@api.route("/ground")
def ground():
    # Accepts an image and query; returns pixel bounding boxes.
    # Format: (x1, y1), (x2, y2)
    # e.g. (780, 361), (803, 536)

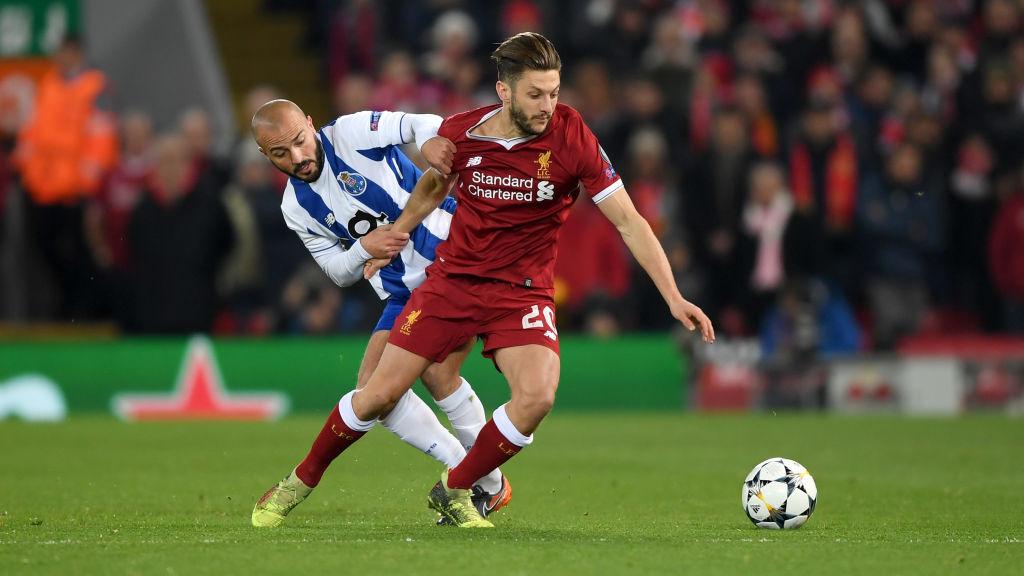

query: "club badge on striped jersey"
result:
(338, 171), (367, 196)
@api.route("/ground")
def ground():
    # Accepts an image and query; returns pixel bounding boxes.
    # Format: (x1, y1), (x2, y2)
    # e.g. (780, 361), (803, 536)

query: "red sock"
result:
(447, 419), (522, 489)
(294, 405), (366, 487)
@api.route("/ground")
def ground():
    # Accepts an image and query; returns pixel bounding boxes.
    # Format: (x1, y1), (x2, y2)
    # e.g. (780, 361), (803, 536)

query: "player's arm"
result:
(309, 226), (409, 287)
(343, 111), (455, 175)
(283, 204), (407, 288)
(398, 114), (455, 176)
(393, 168), (456, 234)
(362, 168), (455, 279)
(597, 189), (715, 343)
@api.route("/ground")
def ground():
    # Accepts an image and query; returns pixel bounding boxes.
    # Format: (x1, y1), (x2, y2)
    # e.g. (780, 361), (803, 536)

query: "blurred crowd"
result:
(2, 1), (1024, 353)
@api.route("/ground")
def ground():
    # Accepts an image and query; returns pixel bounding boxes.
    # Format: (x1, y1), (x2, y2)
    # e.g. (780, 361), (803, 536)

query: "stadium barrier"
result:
(0, 334), (687, 421)
(692, 337), (1024, 415)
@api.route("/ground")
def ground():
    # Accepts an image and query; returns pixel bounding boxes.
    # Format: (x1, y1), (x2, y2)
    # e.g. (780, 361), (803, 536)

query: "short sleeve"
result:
(572, 115), (623, 204)
(328, 111), (408, 150)
(437, 115), (460, 141)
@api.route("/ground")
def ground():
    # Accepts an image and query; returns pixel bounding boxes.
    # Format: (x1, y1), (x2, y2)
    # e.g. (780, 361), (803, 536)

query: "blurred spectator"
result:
(988, 170), (1024, 333)
(326, 0), (381, 87)
(737, 161), (794, 330)
(949, 133), (1000, 327)
(180, 108), (232, 192)
(858, 143), (942, 350)
(608, 76), (679, 170)
(624, 127), (680, 330)
(371, 50), (443, 113)
(971, 62), (1024, 172)
(500, 0), (543, 38)
(82, 111), (155, 323)
(897, 0), (941, 83)
(86, 111), (154, 273)
(125, 135), (232, 333)
(788, 99), (859, 296)
(422, 10), (478, 85)
(734, 74), (779, 158)
(641, 13), (695, 109)
(439, 60), (489, 118)
(731, 25), (785, 112)
(684, 107), (756, 328)
(12, 34), (118, 319)
(332, 73), (373, 116)
(977, 0), (1020, 68)
(920, 45), (962, 125)
(235, 84), (283, 154)
(280, 261), (365, 334)
(568, 60), (620, 144)
(847, 64), (895, 159)
(218, 141), (307, 334)
(235, 85), (287, 192)
(830, 7), (870, 86)
(761, 278), (861, 360)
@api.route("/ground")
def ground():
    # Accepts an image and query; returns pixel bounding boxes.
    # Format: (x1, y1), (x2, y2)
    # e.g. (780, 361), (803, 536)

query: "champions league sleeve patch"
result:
(370, 111), (382, 131)
(599, 146), (617, 179)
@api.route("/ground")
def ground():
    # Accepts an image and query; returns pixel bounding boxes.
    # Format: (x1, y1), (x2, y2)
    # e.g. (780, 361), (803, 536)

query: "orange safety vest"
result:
(15, 68), (118, 204)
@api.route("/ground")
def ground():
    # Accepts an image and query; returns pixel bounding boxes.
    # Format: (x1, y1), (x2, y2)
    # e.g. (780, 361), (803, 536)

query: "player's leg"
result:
(360, 332), (468, 473)
(252, 299), (435, 528)
(448, 344), (558, 488)
(252, 340), (431, 528)
(421, 338), (482, 450)
(428, 344), (557, 527)
(421, 338), (510, 516)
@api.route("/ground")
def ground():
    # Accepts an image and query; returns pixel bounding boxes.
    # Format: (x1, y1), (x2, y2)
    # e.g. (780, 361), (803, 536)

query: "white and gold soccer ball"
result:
(742, 457), (817, 529)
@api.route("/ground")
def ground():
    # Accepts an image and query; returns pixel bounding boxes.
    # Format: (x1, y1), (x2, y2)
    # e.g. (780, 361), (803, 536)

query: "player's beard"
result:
(293, 138), (326, 182)
(509, 95), (551, 137)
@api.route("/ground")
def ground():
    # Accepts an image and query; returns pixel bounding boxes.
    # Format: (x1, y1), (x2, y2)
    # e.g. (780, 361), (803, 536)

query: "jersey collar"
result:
(466, 107), (541, 150)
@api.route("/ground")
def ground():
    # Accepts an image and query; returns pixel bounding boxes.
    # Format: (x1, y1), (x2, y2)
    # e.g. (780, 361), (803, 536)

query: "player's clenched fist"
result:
(420, 136), (457, 176)
(360, 224), (409, 259)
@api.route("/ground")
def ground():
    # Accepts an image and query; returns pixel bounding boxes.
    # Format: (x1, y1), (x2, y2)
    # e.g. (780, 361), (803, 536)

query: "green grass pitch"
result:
(1, 413), (1022, 574)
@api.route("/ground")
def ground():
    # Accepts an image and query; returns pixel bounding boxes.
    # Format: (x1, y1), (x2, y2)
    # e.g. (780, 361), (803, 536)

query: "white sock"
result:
(435, 378), (503, 493)
(493, 403), (534, 447)
(339, 390), (376, 432)
(381, 389), (466, 469)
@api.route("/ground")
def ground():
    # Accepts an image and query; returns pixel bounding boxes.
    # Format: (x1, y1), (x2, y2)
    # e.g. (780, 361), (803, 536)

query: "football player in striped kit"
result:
(248, 100), (509, 527)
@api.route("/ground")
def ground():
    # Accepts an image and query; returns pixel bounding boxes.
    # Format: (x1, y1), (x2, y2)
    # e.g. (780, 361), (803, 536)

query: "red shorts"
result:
(388, 272), (560, 364)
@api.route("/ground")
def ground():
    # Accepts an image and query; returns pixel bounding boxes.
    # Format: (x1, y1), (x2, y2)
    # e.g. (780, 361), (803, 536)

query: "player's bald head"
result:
(250, 99), (307, 141)
(251, 99), (323, 182)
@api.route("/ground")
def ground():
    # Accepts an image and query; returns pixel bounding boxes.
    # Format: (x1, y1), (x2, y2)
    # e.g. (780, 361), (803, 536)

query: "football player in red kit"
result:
(325, 32), (714, 528)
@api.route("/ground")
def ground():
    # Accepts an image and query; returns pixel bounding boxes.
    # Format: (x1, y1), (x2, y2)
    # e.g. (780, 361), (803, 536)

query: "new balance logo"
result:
(466, 156), (482, 167)
(324, 212), (336, 227)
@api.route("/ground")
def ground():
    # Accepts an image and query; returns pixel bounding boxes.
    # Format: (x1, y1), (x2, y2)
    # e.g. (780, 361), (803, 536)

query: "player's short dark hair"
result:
(491, 32), (561, 85)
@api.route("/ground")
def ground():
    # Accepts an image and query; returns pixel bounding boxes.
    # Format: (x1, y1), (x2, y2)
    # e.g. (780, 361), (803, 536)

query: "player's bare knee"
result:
(420, 365), (460, 401)
(370, 388), (404, 412)
(512, 386), (556, 418)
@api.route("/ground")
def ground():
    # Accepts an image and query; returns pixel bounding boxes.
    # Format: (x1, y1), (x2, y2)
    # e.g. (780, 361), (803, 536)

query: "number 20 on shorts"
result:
(522, 305), (558, 342)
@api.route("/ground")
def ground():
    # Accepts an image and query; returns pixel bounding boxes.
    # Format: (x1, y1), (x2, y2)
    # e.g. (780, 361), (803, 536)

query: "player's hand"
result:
(363, 257), (391, 279)
(420, 136), (456, 176)
(671, 299), (715, 343)
(360, 224), (408, 259)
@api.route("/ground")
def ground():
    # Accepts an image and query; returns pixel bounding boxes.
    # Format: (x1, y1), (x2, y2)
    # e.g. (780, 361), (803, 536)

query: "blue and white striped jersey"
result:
(280, 111), (455, 300)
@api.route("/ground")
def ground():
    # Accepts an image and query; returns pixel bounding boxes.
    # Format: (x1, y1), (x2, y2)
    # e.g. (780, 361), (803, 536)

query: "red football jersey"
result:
(435, 103), (623, 289)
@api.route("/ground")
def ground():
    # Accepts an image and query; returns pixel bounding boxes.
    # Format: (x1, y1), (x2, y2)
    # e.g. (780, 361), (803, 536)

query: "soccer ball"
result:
(742, 457), (817, 529)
